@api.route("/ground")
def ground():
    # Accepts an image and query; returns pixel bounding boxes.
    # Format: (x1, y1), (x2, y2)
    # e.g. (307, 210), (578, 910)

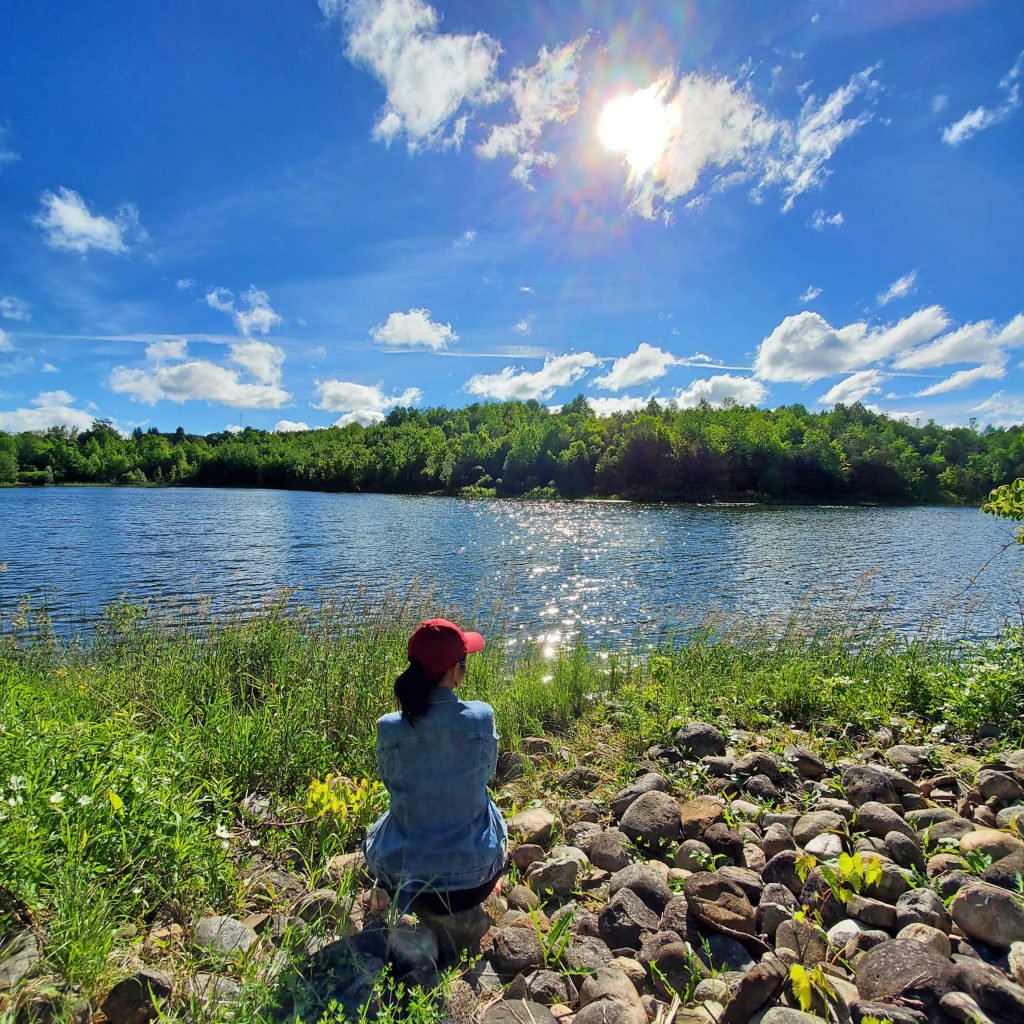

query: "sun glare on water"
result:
(597, 85), (671, 176)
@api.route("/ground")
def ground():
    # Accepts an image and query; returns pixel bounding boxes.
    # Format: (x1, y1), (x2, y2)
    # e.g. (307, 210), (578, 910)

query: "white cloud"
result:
(224, 423), (244, 434)
(754, 306), (951, 383)
(454, 230), (477, 247)
(588, 394), (651, 416)
(0, 296), (30, 321)
(0, 127), (18, 168)
(0, 391), (95, 432)
(672, 374), (767, 408)
(176, 278), (195, 290)
(230, 340), (285, 385)
(109, 340), (290, 409)
(274, 419), (310, 433)
(42, 362), (59, 373)
(205, 287), (234, 314)
(328, 0), (501, 150)
(809, 209), (844, 230)
(895, 314), (1024, 369)
(594, 343), (678, 391)
(372, 308), (457, 350)
(818, 369), (887, 405)
(146, 339), (189, 363)
(915, 362), (1006, 397)
(206, 286), (282, 336)
(799, 285), (822, 303)
(33, 187), (144, 254)
(943, 50), (1022, 145)
(313, 378), (422, 426)
(0, 356), (33, 377)
(513, 319), (532, 336)
(972, 391), (1024, 427)
(476, 37), (588, 186)
(519, 285), (533, 294)
(619, 65), (877, 219)
(466, 352), (598, 400)
(931, 94), (948, 114)
(878, 270), (917, 306)
(0, 328), (11, 353)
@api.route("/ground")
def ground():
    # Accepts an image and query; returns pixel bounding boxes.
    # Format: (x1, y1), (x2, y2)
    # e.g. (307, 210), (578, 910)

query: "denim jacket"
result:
(363, 689), (508, 893)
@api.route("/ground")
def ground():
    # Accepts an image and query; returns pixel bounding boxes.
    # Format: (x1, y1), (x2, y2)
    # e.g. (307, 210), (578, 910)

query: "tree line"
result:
(1, 396), (1021, 503)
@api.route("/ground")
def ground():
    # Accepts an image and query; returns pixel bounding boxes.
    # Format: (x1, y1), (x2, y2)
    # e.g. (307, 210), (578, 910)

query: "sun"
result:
(597, 84), (671, 176)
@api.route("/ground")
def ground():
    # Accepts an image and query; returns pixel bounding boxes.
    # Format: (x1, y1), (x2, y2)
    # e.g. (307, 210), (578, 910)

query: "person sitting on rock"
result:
(363, 617), (507, 915)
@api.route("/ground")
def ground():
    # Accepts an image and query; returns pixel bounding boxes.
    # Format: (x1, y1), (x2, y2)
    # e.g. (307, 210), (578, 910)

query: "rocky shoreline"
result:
(4, 723), (1024, 1023)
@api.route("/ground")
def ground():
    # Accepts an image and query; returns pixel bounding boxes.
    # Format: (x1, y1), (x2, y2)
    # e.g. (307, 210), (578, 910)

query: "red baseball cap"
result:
(407, 618), (485, 680)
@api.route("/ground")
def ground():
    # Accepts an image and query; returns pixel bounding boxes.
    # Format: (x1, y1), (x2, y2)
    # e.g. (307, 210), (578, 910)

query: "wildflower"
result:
(215, 823), (232, 840)
(77, 794), (93, 807)
(50, 792), (65, 805)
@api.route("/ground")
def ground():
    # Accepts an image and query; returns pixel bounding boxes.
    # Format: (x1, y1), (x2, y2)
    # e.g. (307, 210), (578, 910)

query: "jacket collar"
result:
(426, 687), (458, 704)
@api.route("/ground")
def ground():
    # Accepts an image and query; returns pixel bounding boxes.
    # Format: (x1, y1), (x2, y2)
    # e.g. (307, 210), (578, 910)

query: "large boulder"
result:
(610, 773), (670, 819)
(508, 806), (557, 847)
(674, 723), (727, 759)
(589, 829), (633, 872)
(100, 970), (173, 1024)
(607, 862), (673, 914)
(619, 790), (681, 847)
(597, 888), (660, 950)
(842, 765), (899, 806)
(951, 882), (1024, 948)
(191, 916), (258, 955)
(679, 796), (726, 840)
(854, 938), (958, 1019)
(0, 931), (40, 992)
(490, 927), (544, 979)
(682, 872), (755, 936)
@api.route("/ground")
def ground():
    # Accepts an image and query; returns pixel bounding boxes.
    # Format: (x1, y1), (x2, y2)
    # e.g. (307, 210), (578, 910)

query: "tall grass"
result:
(1, 590), (1022, 1012)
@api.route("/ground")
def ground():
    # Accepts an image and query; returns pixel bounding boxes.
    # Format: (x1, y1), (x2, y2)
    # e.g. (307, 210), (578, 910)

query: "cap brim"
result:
(463, 630), (485, 654)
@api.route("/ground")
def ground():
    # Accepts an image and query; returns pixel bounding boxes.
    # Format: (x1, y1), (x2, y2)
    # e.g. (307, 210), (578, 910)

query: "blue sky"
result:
(1, 0), (1022, 434)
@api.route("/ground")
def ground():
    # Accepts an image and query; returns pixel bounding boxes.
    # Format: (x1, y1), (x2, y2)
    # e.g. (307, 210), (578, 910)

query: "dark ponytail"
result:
(394, 657), (440, 724)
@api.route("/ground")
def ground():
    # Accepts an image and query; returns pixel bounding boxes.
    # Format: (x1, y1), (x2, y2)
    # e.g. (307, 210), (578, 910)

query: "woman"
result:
(363, 617), (507, 914)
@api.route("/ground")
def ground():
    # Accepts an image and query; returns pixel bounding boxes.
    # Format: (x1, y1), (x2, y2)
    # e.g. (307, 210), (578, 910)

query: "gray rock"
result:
(508, 806), (557, 847)
(955, 956), (1024, 1024)
(951, 882), (1024, 948)
(565, 820), (603, 851)
(691, 931), (755, 972)
(885, 830), (927, 872)
(897, 922), (951, 957)
(528, 856), (581, 898)
(589, 829), (633, 872)
(490, 927), (545, 979)
(416, 902), (492, 957)
(619, 790), (681, 847)
(674, 723), (727, 759)
(679, 796), (726, 839)
(996, 804), (1024, 829)
(565, 798), (602, 823)
(847, 895), (897, 930)
(717, 865), (763, 904)
(100, 969), (173, 1024)
(776, 917), (828, 965)
(763, 823), (796, 860)
(784, 744), (827, 779)
(481, 999), (557, 1024)
(181, 973), (240, 1007)
(851, 1002), (928, 1024)
(935, 868), (978, 901)
(939, 991), (997, 1024)
(792, 809), (845, 847)
(975, 769), (1024, 804)
(563, 934), (615, 973)
(598, 888), (660, 950)
(506, 885), (540, 912)
(827, 918), (867, 954)
(804, 832), (844, 858)
(578, 967), (645, 1021)
(524, 970), (577, 1007)
(761, 849), (802, 897)
(985, 849), (1024, 891)
(885, 744), (931, 776)
(745, 774), (784, 803)
(683, 871), (755, 936)
(192, 916), (258, 955)
(649, 941), (700, 1000)
(733, 751), (786, 784)
(558, 765), (601, 793)
(856, 800), (916, 840)
(854, 938), (959, 1018)
(896, 887), (952, 932)
(842, 765), (900, 806)
(758, 1011), (826, 1024)
(757, 883), (798, 938)
(674, 838), (713, 871)
(387, 921), (439, 982)
(0, 930), (40, 991)
(719, 954), (788, 1024)
(608, 862), (673, 914)
(701, 822), (744, 864)
(610, 773), (670, 819)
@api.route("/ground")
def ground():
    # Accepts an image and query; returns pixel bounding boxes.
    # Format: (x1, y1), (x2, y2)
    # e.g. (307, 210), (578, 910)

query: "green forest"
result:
(1, 396), (1022, 503)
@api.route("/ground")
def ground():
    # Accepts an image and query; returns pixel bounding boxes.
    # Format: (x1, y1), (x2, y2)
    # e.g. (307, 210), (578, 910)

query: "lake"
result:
(1, 487), (1022, 646)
